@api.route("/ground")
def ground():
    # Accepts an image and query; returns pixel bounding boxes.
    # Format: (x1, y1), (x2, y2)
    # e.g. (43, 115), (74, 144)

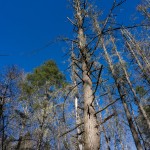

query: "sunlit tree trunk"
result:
(73, 0), (100, 149)
(93, 18), (142, 149)
(110, 35), (150, 129)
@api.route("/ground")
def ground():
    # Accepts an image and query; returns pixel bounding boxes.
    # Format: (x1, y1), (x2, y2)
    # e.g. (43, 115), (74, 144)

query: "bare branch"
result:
(95, 95), (125, 115)
(59, 122), (84, 137)
(67, 17), (77, 26)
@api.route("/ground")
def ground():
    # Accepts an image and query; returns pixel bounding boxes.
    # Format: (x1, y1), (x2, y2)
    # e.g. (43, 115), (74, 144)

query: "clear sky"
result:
(0, 0), (141, 73)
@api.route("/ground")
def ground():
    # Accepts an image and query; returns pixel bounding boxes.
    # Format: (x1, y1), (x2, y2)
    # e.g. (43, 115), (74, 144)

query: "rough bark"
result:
(73, 0), (100, 149)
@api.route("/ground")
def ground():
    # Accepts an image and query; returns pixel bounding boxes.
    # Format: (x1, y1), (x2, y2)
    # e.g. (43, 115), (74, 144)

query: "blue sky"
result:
(0, 0), (72, 72)
(0, 0), (141, 74)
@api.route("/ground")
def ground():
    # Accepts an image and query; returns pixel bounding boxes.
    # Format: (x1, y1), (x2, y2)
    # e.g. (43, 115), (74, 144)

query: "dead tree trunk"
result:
(93, 18), (143, 150)
(102, 42), (143, 149)
(73, 0), (100, 149)
(110, 35), (150, 129)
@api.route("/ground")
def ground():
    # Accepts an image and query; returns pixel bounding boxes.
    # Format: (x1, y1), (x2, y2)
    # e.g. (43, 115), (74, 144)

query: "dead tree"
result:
(72, 0), (100, 149)
(110, 35), (150, 129)
(121, 29), (150, 86)
(92, 17), (143, 149)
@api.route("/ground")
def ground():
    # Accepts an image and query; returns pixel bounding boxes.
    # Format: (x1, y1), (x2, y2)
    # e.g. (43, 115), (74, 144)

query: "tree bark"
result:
(73, 0), (100, 149)
(111, 35), (150, 129)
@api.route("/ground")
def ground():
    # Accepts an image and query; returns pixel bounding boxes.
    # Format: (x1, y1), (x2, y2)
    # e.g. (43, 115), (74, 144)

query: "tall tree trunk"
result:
(73, 0), (100, 149)
(92, 19), (143, 149)
(83, 63), (100, 150)
(110, 35), (150, 129)
(102, 40), (143, 149)
(93, 18), (142, 150)
(103, 43), (143, 149)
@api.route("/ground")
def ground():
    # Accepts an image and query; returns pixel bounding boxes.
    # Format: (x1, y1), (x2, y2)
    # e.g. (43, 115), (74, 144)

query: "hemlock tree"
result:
(64, 0), (131, 149)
